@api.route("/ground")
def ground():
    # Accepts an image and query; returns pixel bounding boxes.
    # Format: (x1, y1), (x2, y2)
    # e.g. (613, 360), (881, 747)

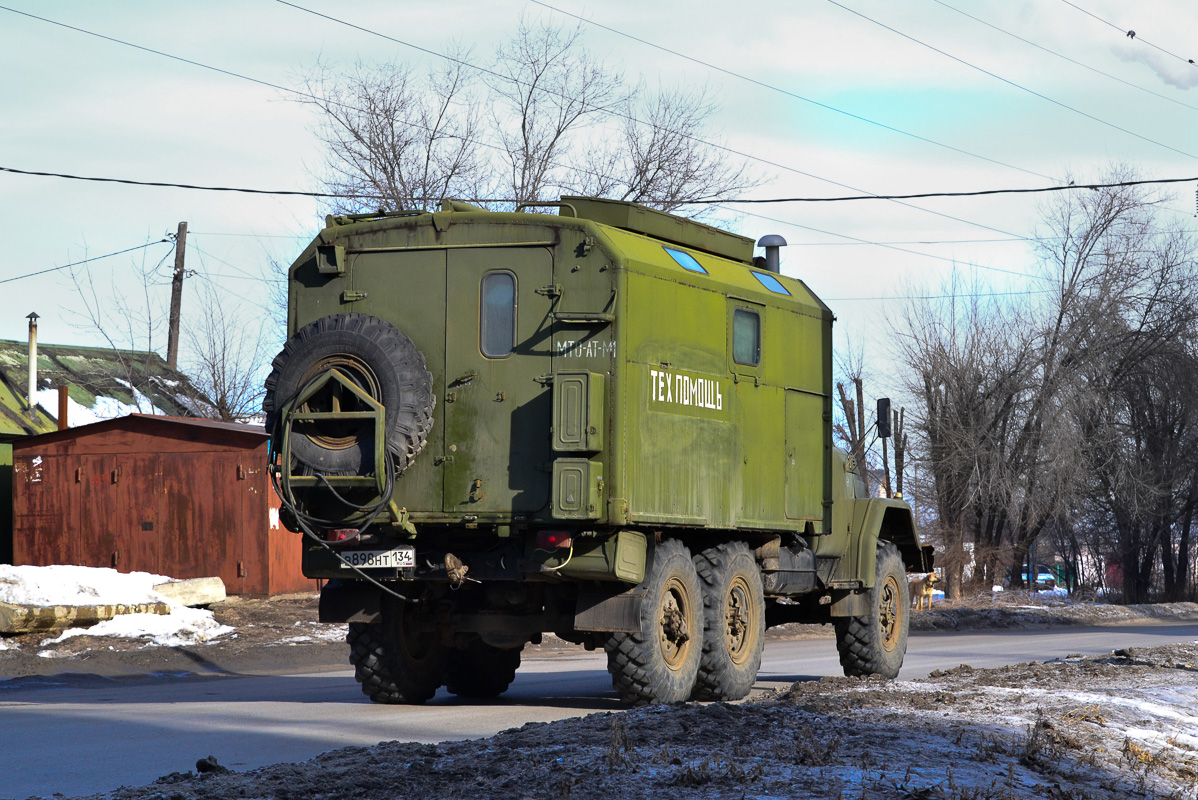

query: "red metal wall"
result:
(12, 416), (316, 596)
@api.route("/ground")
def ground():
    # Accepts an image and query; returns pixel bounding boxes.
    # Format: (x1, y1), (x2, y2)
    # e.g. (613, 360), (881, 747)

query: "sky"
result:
(2, 0), (1196, 398)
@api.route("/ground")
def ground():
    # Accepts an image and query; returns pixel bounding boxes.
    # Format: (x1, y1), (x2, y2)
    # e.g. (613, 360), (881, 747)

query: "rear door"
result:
(443, 247), (554, 513)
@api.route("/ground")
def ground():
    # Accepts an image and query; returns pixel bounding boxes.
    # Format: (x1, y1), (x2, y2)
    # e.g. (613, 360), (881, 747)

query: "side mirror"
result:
(877, 398), (892, 438)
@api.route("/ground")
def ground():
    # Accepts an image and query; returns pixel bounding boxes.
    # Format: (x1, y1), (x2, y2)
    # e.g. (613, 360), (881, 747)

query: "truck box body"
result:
(285, 198), (833, 538)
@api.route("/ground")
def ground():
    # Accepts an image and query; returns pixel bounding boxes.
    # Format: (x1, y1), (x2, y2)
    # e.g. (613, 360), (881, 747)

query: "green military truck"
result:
(264, 196), (931, 706)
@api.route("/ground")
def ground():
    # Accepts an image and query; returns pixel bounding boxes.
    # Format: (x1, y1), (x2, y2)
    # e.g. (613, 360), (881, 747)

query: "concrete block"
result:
(153, 577), (227, 607)
(0, 600), (171, 635)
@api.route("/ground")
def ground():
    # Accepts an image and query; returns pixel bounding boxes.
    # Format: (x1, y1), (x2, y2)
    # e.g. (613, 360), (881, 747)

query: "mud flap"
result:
(319, 579), (382, 623)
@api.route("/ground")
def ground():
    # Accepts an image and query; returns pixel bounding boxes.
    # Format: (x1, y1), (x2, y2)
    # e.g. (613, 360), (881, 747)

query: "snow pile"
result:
(0, 564), (174, 606)
(41, 606), (232, 650)
(0, 564), (232, 648)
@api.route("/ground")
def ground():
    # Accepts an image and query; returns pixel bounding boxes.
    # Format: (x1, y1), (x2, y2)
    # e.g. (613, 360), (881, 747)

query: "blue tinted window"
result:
(664, 248), (707, 274)
(481, 271), (516, 358)
(752, 271), (791, 296)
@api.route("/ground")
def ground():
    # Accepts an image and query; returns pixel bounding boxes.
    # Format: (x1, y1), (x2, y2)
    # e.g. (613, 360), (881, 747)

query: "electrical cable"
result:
(528, 0), (1057, 182)
(7, 163), (1194, 206)
(1059, 0), (1198, 68)
(0, 240), (171, 285)
(827, 0), (1198, 161)
(271, 0), (1035, 237)
(0, 4), (1051, 240)
(931, 0), (1198, 114)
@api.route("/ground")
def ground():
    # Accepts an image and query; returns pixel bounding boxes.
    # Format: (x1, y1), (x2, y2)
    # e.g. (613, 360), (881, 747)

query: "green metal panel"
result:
(552, 458), (602, 520)
(562, 196), (755, 262)
(785, 390), (824, 521)
(443, 247), (554, 514)
(334, 248), (448, 516)
(552, 371), (605, 453)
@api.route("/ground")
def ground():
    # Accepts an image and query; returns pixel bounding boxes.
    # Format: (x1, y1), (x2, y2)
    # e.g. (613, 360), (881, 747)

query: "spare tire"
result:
(263, 313), (434, 475)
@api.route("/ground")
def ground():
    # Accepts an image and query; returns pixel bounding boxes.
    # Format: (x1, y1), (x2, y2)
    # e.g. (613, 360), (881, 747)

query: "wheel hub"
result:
(879, 575), (902, 651)
(724, 577), (751, 664)
(658, 578), (692, 668)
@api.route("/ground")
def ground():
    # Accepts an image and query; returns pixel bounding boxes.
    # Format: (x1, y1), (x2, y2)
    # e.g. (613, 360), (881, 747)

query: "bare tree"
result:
(293, 18), (762, 216)
(66, 242), (173, 414)
(183, 281), (271, 422)
(297, 51), (490, 212)
(486, 17), (625, 206)
(578, 83), (759, 211)
(893, 165), (1198, 602)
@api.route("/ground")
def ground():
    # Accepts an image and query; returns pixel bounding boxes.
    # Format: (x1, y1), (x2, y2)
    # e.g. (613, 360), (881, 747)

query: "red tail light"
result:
(537, 530), (572, 549)
(328, 528), (360, 546)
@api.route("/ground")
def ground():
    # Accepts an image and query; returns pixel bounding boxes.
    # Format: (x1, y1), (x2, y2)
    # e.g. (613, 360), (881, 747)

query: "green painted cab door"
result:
(443, 247), (554, 513)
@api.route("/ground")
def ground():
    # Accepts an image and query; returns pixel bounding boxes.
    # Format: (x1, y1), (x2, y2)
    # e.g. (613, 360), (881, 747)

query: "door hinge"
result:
(535, 283), (563, 298)
(341, 289), (368, 302)
(434, 455), (455, 466)
(534, 374), (555, 386)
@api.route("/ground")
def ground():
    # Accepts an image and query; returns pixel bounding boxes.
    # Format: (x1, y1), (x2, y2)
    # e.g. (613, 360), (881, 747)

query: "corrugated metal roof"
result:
(12, 413), (267, 449)
(0, 340), (216, 436)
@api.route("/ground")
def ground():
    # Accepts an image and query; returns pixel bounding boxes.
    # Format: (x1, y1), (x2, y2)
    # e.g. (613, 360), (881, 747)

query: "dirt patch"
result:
(67, 641), (1198, 800)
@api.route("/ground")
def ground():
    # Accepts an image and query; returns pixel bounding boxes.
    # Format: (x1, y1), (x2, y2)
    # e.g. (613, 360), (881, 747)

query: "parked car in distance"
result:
(1021, 565), (1058, 589)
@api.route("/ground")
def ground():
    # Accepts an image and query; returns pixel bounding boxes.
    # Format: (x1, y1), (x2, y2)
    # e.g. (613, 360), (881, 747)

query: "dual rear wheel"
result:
(604, 539), (766, 706)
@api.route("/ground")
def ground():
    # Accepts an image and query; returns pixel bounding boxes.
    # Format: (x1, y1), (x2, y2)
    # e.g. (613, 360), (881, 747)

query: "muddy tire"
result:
(605, 539), (703, 706)
(691, 542), (765, 701)
(347, 597), (446, 704)
(444, 638), (523, 699)
(834, 541), (910, 679)
(263, 313), (434, 475)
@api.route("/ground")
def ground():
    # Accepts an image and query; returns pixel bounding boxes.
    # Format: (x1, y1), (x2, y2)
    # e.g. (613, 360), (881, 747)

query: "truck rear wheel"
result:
(834, 541), (909, 679)
(347, 597), (446, 704)
(605, 538), (702, 706)
(444, 638), (523, 699)
(692, 542), (765, 701)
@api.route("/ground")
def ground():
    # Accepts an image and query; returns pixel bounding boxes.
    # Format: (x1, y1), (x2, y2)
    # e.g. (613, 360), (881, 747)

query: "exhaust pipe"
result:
(26, 312), (38, 421)
(756, 235), (787, 274)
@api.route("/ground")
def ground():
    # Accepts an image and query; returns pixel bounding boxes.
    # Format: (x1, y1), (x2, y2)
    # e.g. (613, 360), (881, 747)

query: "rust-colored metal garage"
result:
(12, 415), (315, 596)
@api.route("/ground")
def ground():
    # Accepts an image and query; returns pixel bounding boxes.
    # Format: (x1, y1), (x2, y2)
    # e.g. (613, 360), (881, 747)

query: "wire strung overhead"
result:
(4, 164), (1194, 205)
(0, 240), (172, 285)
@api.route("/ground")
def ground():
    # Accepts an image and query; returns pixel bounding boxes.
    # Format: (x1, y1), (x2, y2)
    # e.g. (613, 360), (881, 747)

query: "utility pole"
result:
(166, 221), (187, 368)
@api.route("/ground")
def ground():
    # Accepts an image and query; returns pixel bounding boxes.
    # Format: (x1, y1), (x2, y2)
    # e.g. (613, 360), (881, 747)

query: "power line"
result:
(710, 203), (1048, 281)
(933, 0), (1198, 113)
(827, 0), (1198, 161)
(0, 240), (171, 285)
(528, 0), (1057, 182)
(6, 163), (1193, 205)
(272, 0), (1028, 239)
(827, 289), (1054, 302)
(0, 165), (345, 198)
(707, 175), (1198, 203)
(0, 3), (1027, 242)
(1059, 0), (1198, 68)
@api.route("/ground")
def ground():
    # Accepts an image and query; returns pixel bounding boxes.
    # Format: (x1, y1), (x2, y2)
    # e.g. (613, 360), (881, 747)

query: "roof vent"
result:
(756, 235), (787, 274)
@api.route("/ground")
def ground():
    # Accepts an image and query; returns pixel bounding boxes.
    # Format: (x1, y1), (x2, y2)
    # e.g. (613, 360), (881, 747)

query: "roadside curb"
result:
(0, 600), (171, 635)
(0, 577), (226, 635)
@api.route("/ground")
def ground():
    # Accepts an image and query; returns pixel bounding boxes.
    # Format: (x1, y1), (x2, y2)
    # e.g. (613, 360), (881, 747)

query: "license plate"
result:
(338, 547), (415, 569)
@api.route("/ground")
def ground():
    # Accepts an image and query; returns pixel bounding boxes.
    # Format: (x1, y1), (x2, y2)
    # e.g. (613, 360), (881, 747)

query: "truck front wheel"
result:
(692, 542), (765, 701)
(833, 541), (910, 679)
(347, 596), (446, 704)
(605, 539), (703, 705)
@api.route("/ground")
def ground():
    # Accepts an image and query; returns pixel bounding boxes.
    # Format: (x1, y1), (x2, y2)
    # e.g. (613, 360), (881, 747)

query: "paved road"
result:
(2, 621), (1195, 799)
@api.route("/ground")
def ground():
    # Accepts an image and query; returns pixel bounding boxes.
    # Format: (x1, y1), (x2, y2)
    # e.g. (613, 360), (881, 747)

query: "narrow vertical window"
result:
(733, 308), (760, 366)
(480, 271), (516, 358)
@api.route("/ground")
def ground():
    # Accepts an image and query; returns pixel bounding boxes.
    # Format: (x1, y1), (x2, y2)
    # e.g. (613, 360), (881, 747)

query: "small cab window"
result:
(752, 271), (791, 296)
(480, 271), (516, 358)
(732, 308), (760, 366)
(664, 247), (707, 274)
